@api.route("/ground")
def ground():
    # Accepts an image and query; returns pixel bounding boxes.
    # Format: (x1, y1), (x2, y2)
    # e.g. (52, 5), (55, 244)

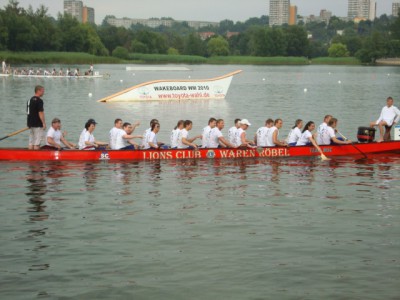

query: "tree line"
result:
(1, 0), (399, 63)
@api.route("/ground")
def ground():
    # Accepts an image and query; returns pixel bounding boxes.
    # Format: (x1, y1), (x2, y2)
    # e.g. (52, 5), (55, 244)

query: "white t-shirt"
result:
(46, 127), (62, 146)
(316, 122), (328, 145)
(234, 128), (245, 147)
(115, 129), (130, 150)
(170, 128), (181, 148)
(287, 127), (302, 144)
(296, 130), (312, 146)
(141, 128), (151, 147)
(143, 131), (157, 149)
(201, 125), (212, 148)
(78, 129), (95, 150)
(319, 126), (336, 145)
(228, 126), (238, 145)
(266, 126), (278, 146)
(177, 128), (189, 149)
(256, 126), (269, 147)
(109, 127), (120, 150)
(376, 105), (400, 126)
(208, 127), (223, 148)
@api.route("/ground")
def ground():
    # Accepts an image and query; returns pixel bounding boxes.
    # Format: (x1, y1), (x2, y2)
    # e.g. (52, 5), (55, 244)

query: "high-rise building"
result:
(348, 0), (375, 21)
(393, 2), (400, 16)
(83, 6), (95, 24)
(289, 5), (297, 25)
(269, 0), (290, 26)
(320, 9), (332, 23)
(369, 0), (376, 20)
(64, 0), (83, 22)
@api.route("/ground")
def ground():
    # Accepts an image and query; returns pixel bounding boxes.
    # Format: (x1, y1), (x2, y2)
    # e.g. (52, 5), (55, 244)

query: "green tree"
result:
(112, 46), (129, 59)
(183, 33), (206, 56)
(355, 31), (386, 63)
(207, 36), (229, 56)
(131, 39), (148, 53)
(328, 43), (349, 57)
(167, 47), (179, 55)
(284, 26), (309, 56)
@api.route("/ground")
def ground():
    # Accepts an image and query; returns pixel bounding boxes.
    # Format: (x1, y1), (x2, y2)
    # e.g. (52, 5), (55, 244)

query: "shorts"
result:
(29, 127), (44, 146)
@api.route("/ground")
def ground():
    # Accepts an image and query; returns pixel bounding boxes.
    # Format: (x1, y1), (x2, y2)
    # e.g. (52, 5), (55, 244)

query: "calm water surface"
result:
(1, 65), (400, 299)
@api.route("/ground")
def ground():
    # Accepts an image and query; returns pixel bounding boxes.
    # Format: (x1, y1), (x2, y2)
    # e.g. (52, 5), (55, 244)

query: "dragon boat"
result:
(0, 141), (399, 161)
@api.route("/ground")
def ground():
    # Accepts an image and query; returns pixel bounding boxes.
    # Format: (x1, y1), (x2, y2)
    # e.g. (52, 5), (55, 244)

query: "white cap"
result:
(240, 119), (251, 126)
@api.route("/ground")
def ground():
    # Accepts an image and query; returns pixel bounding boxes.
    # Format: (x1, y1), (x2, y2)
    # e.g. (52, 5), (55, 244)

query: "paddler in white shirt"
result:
(369, 97), (400, 142)
(287, 119), (303, 146)
(201, 117), (217, 148)
(78, 119), (108, 150)
(319, 118), (352, 145)
(109, 118), (140, 149)
(254, 118), (274, 147)
(45, 118), (76, 150)
(170, 120), (184, 149)
(228, 118), (241, 145)
(115, 122), (142, 150)
(177, 120), (201, 149)
(143, 122), (162, 149)
(141, 119), (159, 149)
(208, 119), (236, 148)
(266, 119), (288, 147)
(109, 118), (122, 150)
(316, 115), (332, 145)
(234, 119), (255, 148)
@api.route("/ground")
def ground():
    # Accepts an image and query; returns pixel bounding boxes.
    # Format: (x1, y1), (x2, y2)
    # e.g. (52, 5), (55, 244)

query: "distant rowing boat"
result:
(0, 141), (399, 161)
(0, 73), (109, 79)
(98, 70), (242, 102)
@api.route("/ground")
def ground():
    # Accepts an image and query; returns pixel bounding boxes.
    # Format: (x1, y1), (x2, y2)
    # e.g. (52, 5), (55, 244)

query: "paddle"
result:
(0, 127), (29, 141)
(337, 130), (368, 159)
(309, 140), (330, 161)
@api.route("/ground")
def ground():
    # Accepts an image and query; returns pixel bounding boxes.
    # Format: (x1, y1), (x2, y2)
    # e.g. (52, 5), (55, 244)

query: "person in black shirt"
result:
(27, 85), (46, 149)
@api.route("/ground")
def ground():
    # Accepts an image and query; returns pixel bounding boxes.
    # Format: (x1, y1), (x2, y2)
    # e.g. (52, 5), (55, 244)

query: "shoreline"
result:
(1, 51), (399, 66)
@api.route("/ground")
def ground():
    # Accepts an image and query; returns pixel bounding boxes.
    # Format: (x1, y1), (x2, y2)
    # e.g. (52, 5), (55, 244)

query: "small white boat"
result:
(98, 70), (242, 102)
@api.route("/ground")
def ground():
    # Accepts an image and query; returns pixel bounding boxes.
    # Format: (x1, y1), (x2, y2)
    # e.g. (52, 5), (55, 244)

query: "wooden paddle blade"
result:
(321, 154), (330, 161)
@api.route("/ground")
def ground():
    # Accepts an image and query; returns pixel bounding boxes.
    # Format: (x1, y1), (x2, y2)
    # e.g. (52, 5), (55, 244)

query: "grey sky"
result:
(0, 0), (394, 24)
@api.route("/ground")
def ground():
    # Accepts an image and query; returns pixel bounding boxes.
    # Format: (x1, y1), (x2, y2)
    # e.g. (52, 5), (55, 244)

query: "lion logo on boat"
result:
(207, 150), (215, 159)
(100, 152), (110, 160)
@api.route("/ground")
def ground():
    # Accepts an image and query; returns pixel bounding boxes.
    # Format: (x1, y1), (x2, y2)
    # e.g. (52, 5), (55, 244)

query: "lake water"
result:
(1, 64), (400, 299)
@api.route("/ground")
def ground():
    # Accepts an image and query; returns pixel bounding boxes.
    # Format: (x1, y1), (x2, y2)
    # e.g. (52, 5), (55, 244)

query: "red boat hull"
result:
(0, 141), (399, 161)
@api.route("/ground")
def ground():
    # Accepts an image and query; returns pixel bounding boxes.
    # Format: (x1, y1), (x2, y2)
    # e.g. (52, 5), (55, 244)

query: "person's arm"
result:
(331, 136), (351, 144)
(131, 121), (140, 132)
(39, 111), (46, 130)
(273, 130), (287, 146)
(394, 107), (400, 124)
(186, 135), (201, 143)
(60, 136), (76, 149)
(309, 136), (324, 153)
(123, 134), (142, 139)
(47, 136), (61, 149)
(182, 137), (198, 148)
(219, 136), (236, 148)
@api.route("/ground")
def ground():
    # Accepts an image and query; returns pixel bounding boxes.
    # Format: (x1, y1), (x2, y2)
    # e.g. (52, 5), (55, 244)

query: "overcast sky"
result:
(0, 0), (394, 23)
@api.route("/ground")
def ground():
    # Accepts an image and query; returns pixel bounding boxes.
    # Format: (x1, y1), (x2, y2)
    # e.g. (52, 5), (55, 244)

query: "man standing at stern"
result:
(27, 85), (46, 150)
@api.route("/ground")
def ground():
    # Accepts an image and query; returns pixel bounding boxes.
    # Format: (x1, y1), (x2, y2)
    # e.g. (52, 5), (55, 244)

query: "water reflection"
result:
(26, 163), (48, 222)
